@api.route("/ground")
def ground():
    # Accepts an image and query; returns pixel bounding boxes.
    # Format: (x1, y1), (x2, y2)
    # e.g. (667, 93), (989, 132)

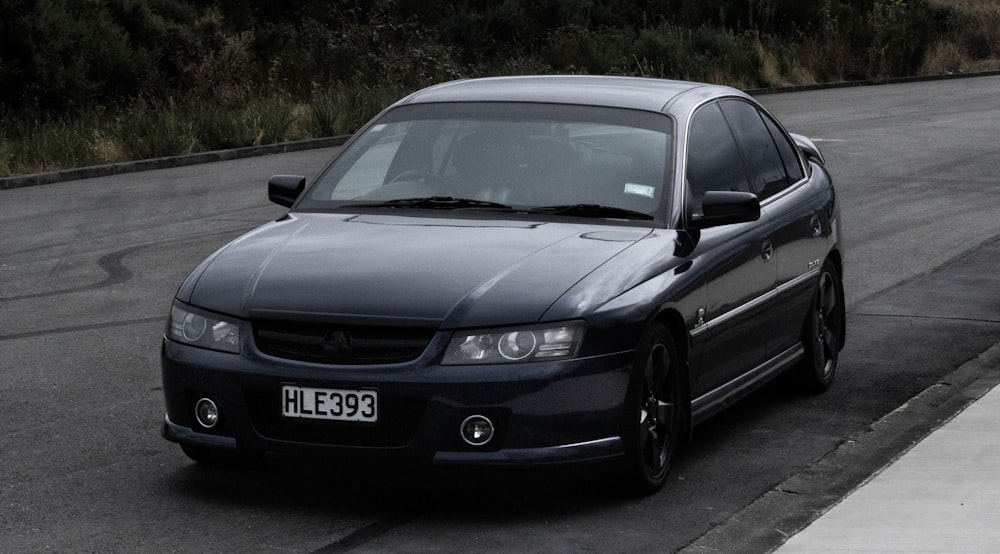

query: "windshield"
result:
(300, 102), (674, 219)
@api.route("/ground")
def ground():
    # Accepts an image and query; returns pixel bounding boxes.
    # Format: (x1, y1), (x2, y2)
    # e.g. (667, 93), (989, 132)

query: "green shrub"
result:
(0, 0), (224, 113)
(544, 25), (636, 74)
(308, 90), (342, 138)
(180, 96), (297, 150)
(307, 85), (412, 136)
(116, 100), (197, 160)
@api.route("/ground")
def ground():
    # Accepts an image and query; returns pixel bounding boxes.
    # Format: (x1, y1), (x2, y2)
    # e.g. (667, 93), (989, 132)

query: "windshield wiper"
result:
(527, 204), (654, 220)
(352, 196), (514, 211)
(350, 198), (652, 220)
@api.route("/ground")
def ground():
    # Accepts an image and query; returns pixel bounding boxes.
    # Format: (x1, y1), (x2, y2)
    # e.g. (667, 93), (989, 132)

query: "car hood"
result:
(178, 213), (661, 328)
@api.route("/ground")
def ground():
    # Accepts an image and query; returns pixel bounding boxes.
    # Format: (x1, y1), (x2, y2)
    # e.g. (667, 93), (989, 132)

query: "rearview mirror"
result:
(692, 191), (761, 229)
(268, 175), (306, 207)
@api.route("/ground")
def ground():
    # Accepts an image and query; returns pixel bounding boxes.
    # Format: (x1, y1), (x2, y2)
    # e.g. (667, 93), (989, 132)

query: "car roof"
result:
(397, 75), (746, 113)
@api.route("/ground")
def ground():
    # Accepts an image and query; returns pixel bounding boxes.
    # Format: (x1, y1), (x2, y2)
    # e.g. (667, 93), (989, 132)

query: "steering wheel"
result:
(389, 169), (452, 188)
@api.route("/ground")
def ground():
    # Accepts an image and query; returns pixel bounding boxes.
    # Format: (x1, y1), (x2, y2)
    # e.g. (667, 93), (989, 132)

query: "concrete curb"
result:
(745, 69), (1000, 96)
(681, 340), (1000, 554)
(2, 70), (997, 191)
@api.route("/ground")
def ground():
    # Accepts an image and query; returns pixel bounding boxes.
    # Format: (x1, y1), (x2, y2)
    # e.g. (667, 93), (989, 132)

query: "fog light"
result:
(195, 398), (219, 429)
(460, 415), (494, 446)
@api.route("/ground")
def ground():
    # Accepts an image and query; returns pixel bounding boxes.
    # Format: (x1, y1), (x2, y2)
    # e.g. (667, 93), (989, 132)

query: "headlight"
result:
(442, 321), (585, 365)
(167, 301), (241, 354)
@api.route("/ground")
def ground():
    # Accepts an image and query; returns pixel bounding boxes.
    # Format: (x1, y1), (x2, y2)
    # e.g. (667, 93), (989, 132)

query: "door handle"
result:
(810, 214), (823, 237)
(761, 239), (774, 262)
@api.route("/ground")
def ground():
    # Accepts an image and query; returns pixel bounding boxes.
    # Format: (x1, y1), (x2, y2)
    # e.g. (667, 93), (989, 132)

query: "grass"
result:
(2, 1), (998, 178)
(923, 0), (1000, 74)
(0, 86), (410, 177)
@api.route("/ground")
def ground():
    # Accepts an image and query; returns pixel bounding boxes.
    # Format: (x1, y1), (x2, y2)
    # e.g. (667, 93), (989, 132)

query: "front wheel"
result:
(794, 259), (845, 394)
(622, 323), (685, 495)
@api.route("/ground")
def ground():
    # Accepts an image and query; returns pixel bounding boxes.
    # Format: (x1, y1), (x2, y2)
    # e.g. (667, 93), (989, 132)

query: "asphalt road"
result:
(1, 75), (999, 552)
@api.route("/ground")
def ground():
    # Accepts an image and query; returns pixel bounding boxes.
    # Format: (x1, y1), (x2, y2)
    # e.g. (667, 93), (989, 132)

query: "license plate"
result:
(281, 385), (378, 423)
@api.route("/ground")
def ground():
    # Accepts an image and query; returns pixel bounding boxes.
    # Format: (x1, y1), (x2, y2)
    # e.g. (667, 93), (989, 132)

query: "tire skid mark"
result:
(0, 243), (143, 302)
(1, 225), (253, 303)
(311, 512), (415, 553)
(3, 209), (266, 258)
(0, 315), (165, 342)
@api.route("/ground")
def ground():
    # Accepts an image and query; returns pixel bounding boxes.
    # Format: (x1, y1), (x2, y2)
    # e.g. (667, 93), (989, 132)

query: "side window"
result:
(760, 112), (805, 185)
(686, 102), (749, 212)
(719, 99), (789, 201)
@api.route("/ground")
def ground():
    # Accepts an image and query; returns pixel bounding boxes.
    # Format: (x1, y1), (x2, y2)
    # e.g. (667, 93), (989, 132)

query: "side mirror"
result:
(268, 175), (306, 207)
(693, 191), (761, 229)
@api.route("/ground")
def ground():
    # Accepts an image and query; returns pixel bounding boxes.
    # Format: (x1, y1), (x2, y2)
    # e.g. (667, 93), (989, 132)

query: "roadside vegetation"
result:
(1, 0), (997, 177)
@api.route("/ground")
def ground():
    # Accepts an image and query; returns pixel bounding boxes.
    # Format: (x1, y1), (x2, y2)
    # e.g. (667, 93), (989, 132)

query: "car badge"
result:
(323, 330), (353, 358)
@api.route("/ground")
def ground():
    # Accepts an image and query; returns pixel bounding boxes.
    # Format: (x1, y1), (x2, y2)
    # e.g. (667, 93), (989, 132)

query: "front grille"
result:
(253, 319), (436, 365)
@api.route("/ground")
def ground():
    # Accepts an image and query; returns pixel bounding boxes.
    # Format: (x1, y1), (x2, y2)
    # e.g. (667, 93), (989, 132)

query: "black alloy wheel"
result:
(624, 322), (683, 495)
(797, 259), (845, 393)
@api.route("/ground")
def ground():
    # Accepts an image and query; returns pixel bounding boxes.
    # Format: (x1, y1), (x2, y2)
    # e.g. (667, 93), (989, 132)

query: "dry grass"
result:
(931, 0), (998, 10)
(925, 0), (1000, 73)
(756, 40), (788, 86)
(91, 130), (128, 165)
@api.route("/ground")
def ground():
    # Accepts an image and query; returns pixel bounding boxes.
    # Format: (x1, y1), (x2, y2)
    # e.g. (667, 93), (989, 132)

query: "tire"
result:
(180, 443), (263, 467)
(795, 259), (845, 394)
(622, 323), (685, 495)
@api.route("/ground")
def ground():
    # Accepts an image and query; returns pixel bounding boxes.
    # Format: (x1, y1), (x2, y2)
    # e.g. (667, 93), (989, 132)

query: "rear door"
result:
(719, 99), (827, 359)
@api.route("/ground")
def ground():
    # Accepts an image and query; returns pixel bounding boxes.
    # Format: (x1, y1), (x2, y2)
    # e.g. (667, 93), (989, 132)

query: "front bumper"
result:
(162, 414), (624, 465)
(161, 337), (633, 466)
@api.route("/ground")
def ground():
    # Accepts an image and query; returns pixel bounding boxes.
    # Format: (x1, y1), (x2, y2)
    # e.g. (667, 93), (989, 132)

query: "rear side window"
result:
(760, 112), (805, 185)
(719, 99), (790, 201)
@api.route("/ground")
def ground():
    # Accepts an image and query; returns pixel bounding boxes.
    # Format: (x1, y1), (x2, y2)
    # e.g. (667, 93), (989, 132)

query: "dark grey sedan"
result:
(161, 75), (845, 494)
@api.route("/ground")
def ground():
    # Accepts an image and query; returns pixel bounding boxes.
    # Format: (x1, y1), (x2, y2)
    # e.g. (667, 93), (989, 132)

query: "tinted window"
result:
(760, 112), (805, 185)
(719, 99), (789, 200)
(686, 102), (749, 210)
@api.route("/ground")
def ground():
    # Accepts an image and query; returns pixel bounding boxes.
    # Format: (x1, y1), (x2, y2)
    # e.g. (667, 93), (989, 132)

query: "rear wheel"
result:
(622, 323), (684, 495)
(795, 260), (844, 393)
